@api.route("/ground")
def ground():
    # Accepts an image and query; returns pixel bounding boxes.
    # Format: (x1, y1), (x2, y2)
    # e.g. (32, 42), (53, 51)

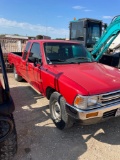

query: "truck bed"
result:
(8, 52), (22, 69)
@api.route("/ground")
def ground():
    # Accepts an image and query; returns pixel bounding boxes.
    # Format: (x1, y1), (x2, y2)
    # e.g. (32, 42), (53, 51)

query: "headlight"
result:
(74, 95), (87, 109)
(87, 96), (98, 106)
(74, 95), (98, 109)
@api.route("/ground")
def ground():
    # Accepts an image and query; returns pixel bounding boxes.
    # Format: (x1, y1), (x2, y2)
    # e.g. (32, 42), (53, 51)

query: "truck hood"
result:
(49, 62), (120, 95)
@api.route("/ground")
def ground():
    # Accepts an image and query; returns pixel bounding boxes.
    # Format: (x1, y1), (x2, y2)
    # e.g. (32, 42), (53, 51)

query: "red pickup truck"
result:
(8, 39), (120, 130)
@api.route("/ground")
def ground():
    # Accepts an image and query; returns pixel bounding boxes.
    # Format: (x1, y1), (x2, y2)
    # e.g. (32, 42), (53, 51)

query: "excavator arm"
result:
(91, 15), (120, 61)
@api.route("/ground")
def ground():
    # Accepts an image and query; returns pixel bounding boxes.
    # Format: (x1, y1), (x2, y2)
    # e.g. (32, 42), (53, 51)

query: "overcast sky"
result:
(0, 0), (119, 39)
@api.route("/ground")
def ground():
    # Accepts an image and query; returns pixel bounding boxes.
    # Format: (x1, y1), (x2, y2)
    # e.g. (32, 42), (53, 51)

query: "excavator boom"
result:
(91, 15), (120, 61)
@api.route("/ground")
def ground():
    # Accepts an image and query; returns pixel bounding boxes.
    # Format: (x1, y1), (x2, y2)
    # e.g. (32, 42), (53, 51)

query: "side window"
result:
(29, 43), (41, 59)
(22, 42), (31, 60)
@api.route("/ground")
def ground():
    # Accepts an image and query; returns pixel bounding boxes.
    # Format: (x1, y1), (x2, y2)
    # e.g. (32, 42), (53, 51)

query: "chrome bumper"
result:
(66, 102), (120, 125)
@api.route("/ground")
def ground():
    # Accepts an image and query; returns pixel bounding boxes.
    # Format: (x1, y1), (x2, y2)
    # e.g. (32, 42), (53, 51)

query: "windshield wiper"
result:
(48, 59), (80, 64)
(66, 57), (92, 63)
(73, 57), (91, 61)
(67, 61), (79, 64)
(50, 59), (65, 62)
(47, 59), (66, 64)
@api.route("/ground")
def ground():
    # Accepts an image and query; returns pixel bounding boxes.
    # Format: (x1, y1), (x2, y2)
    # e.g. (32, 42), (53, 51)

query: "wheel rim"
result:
(52, 101), (61, 121)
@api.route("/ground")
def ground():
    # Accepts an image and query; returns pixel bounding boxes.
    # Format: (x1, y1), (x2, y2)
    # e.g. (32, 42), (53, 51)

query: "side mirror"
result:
(28, 57), (42, 66)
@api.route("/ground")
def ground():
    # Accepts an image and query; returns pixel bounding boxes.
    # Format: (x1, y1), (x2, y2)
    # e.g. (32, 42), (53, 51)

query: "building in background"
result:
(36, 35), (51, 40)
(0, 34), (30, 53)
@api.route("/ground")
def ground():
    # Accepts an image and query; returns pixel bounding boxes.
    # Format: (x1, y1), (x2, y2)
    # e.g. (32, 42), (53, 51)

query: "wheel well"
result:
(46, 87), (56, 100)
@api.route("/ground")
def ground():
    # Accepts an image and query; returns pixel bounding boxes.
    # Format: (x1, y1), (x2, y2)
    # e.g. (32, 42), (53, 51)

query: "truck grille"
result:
(99, 90), (120, 105)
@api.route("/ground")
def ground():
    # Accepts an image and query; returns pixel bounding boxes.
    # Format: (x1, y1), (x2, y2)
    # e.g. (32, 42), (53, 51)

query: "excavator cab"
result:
(69, 18), (103, 51)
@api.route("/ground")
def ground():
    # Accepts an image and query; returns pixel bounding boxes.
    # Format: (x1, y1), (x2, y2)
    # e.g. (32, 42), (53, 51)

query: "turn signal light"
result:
(86, 112), (98, 118)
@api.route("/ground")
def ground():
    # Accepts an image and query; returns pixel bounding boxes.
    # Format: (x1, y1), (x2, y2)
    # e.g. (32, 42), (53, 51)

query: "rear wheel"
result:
(50, 92), (73, 130)
(13, 66), (22, 82)
(0, 114), (17, 160)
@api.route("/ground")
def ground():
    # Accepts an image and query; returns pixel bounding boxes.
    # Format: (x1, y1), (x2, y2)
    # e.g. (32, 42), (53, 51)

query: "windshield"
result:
(87, 22), (101, 44)
(44, 42), (94, 64)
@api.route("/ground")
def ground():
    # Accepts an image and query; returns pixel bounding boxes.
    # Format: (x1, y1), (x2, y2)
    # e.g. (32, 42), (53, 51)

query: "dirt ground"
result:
(4, 73), (120, 160)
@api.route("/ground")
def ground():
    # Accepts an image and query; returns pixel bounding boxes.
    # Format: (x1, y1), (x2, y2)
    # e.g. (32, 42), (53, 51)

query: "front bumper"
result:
(66, 102), (120, 125)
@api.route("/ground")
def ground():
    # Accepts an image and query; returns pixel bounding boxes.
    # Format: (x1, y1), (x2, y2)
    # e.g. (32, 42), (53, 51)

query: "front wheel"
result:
(49, 92), (73, 130)
(13, 66), (22, 82)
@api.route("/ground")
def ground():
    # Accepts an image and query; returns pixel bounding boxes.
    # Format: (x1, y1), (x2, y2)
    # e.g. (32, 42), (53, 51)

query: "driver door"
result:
(27, 42), (43, 93)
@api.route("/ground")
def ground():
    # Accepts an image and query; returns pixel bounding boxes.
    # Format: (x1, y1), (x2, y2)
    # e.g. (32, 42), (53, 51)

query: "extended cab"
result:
(8, 40), (120, 130)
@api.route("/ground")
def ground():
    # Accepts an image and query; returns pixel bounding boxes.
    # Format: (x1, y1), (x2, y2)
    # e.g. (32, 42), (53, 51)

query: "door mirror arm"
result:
(28, 57), (42, 67)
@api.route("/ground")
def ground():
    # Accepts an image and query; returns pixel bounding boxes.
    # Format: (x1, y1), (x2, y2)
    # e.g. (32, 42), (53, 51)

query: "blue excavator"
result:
(91, 15), (120, 68)
(69, 15), (120, 68)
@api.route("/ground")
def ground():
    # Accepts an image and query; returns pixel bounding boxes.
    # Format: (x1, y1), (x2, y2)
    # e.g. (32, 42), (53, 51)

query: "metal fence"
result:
(0, 38), (27, 70)
(0, 38), (26, 53)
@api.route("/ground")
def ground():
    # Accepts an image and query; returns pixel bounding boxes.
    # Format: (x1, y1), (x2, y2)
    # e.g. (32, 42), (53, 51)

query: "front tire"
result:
(50, 92), (73, 130)
(0, 114), (17, 160)
(13, 66), (22, 82)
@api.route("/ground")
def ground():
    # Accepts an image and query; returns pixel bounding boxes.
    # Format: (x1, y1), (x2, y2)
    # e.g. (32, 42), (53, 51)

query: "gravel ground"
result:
(3, 73), (120, 160)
